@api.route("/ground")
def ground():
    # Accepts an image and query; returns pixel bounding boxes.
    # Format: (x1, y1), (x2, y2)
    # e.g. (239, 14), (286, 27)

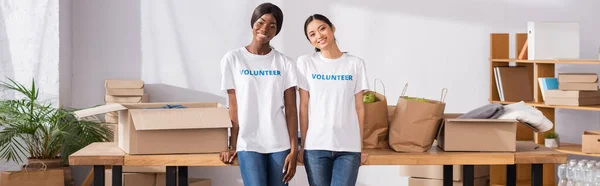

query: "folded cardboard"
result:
(106, 88), (145, 96)
(105, 80), (145, 89)
(399, 165), (489, 181)
(558, 73), (598, 83)
(0, 169), (64, 186)
(105, 170), (155, 186)
(105, 94), (150, 103)
(156, 174), (211, 186)
(437, 114), (517, 152)
(74, 102), (231, 155)
(408, 177), (489, 186)
(559, 82), (598, 91)
(582, 131), (600, 154)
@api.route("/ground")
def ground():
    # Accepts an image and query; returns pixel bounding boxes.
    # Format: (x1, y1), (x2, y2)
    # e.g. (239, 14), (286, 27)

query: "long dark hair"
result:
(251, 3), (284, 36)
(303, 14), (334, 52)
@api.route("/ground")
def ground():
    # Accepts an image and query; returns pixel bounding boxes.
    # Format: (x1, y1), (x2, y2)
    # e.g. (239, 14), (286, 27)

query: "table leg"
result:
(167, 166), (177, 186)
(506, 164), (516, 186)
(531, 164), (543, 186)
(112, 165), (122, 186)
(178, 166), (188, 186)
(93, 165), (105, 186)
(463, 165), (474, 186)
(443, 165), (453, 186)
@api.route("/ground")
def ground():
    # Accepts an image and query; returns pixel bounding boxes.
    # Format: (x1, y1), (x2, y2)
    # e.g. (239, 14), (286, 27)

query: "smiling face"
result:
(252, 13), (278, 44)
(305, 19), (335, 51)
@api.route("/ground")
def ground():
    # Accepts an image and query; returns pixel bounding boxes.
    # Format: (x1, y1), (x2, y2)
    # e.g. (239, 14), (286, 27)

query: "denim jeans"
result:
(237, 149), (290, 186)
(303, 150), (361, 186)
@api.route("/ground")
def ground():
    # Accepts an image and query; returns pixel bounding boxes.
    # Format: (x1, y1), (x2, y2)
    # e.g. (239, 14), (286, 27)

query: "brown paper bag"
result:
(389, 84), (447, 152)
(363, 78), (390, 149)
(0, 167), (64, 186)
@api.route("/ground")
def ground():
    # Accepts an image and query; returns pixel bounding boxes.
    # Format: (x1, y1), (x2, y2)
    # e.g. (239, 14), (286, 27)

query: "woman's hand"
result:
(282, 150), (297, 184)
(296, 147), (305, 164)
(361, 152), (368, 165)
(219, 150), (237, 164)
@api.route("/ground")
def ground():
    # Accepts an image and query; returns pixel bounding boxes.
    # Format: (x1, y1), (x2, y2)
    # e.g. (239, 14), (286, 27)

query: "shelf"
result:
(554, 143), (600, 158)
(490, 58), (600, 65)
(490, 100), (600, 111)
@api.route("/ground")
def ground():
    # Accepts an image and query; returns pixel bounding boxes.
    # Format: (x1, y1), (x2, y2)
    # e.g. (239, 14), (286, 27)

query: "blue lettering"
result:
(238, 69), (284, 77)
(260, 71), (265, 76)
(277, 70), (281, 76)
(309, 74), (353, 81)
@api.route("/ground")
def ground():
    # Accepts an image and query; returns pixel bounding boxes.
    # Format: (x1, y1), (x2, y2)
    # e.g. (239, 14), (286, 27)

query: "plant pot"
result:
(26, 157), (63, 169)
(545, 138), (559, 148)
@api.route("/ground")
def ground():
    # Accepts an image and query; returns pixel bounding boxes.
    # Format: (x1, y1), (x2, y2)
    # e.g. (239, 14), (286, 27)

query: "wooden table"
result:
(69, 141), (566, 186)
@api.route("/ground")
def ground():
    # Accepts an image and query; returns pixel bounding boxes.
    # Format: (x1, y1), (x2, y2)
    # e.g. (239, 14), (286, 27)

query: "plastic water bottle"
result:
(584, 162), (595, 186)
(568, 160), (578, 186)
(559, 163), (569, 186)
(595, 162), (600, 186)
(576, 161), (587, 186)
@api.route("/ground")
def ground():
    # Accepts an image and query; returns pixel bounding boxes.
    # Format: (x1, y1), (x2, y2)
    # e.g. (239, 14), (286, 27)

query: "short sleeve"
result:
(283, 58), (298, 90)
(220, 54), (235, 91)
(295, 57), (310, 91)
(354, 60), (369, 94)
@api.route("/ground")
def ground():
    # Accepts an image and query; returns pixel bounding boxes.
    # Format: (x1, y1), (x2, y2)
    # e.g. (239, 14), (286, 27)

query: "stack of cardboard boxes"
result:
(545, 73), (600, 106)
(103, 80), (149, 142)
(105, 170), (211, 186)
(400, 165), (490, 186)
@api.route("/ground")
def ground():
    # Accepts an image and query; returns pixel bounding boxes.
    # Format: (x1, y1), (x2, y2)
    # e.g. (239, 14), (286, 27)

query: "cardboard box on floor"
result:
(0, 169), (64, 186)
(582, 131), (600, 154)
(74, 102), (231, 155)
(437, 114), (518, 152)
(156, 174), (211, 186)
(408, 177), (489, 186)
(105, 170), (156, 186)
(399, 165), (489, 181)
(545, 90), (600, 106)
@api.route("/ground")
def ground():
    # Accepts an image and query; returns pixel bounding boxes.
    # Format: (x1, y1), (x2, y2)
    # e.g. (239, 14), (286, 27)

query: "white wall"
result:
(0, 0), (60, 171)
(59, 0), (72, 108)
(70, 0), (600, 185)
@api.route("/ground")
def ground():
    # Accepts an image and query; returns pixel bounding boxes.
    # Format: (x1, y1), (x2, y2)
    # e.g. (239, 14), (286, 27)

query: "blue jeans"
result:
(303, 150), (361, 186)
(237, 149), (290, 186)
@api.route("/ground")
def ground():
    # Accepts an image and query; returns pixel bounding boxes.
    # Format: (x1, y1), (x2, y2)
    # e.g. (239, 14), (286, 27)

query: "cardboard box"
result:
(545, 90), (600, 106)
(105, 170), (155, 186)
(408, 177), (489, 186)
(123, 166), (166, 173)
(559, 82), (598, 91)
(105, 80), (145, 89)
(74, 102), (231, 155)
(437, 115), (517, 152)
(156, 174), (211, 186)
(106, 88), (145, 96)
(101, 123), (118, 142)
(0, 169), (64, 186)
(582, 131), (600, 154)
(105, 94), (150, 103)
(105, 114), (119, 123)
(399, 165), (489, 181)
(558, 73), (598, 83)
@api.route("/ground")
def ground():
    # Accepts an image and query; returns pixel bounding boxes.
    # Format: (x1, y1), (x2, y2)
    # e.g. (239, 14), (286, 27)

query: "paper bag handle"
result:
(373, 78), (386, 96)
(440, 88), (448, 102)
(401, 83), (408, 97)
(23, 162), (47, 172)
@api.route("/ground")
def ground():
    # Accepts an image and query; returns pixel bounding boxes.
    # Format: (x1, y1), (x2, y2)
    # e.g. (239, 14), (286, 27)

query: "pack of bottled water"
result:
(558, 159), (600, 186)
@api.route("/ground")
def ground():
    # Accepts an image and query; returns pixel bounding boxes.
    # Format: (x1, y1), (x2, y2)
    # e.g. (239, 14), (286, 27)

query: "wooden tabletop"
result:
(70, 141), (566, 166)
(69, 142), (126, 165)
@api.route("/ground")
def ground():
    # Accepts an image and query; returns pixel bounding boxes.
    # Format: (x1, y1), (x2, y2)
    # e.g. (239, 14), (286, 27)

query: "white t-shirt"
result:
(296, 52), (369, 152)
(220, 47), (297, 153)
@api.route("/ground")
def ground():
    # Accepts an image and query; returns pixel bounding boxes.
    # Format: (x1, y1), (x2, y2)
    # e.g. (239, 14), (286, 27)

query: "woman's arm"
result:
(284, 87), (299, 152)
(355, 91), (365, 149)
(297, 88), (310, 163)
(220, 89), (239, 164)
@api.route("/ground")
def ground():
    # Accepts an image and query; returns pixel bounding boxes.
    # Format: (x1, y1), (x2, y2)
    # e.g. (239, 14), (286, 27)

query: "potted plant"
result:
(544, 131), (559, 148)
(0, 77), (113, 168)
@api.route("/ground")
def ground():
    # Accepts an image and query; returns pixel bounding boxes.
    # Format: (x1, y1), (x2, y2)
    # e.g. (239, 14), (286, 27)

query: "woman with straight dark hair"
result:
(219, 3), (298, 186)
(296, 14), (369, 186)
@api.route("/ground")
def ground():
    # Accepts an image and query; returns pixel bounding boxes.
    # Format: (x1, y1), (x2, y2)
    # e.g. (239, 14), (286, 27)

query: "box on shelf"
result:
(408, 177), (489, 186)
(559, 83), (598, 91)
(558, 73), (598, 83)
(582, 131), (600, 154)
(544, 90), (600, 106)
(437, 114), (517, 152)
(156, 174), (211, 186)
(399, 165), (489, 181)
(74, 102), (231, 155)
(105, 170), (155, 186)
(105, 94), (150, 103)
(105, 80), (145, 96)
